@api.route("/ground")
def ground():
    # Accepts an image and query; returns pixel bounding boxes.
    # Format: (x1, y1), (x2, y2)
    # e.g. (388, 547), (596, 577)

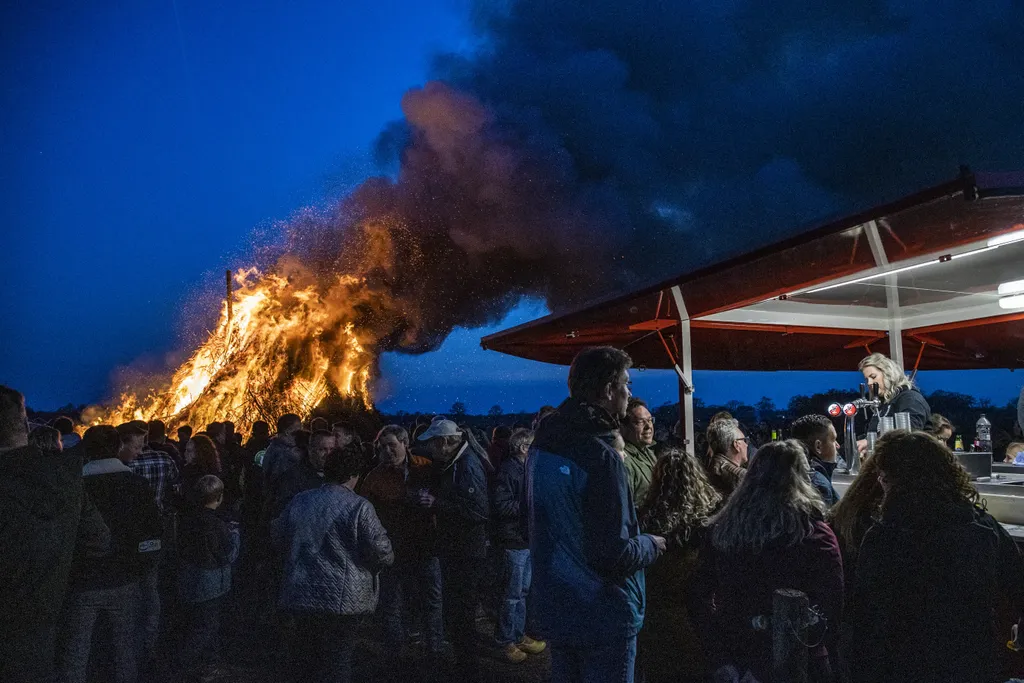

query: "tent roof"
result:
(481, 170), (1024, 371)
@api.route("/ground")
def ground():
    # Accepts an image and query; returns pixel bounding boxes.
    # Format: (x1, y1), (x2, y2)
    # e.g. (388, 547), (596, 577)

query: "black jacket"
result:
(435, 431), (493, 559)
(266, 459), (324, 523)
(0, 447), (107, 628)
(865, 386), (930, 434)
(69, 459), (164, 591)
(849, 499), (1024, 683)
(178, 507), (235, 570)
(493, 455), (527, 549)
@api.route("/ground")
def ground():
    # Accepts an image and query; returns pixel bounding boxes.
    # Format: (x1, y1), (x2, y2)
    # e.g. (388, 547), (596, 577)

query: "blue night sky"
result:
(3, 1), (1022, 415)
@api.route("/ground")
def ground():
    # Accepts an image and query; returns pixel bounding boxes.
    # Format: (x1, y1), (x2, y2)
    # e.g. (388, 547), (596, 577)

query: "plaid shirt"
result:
(131, 449), (181, 514)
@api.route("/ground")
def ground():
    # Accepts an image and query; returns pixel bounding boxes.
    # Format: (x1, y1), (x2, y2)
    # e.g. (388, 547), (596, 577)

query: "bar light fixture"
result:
(997, 279), (1024, 296)
(997, 294), (1024, 310)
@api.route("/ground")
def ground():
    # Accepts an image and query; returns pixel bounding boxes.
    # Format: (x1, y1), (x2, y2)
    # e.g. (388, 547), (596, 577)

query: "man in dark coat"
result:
(0, 386), (109, 683)
(418, 418), (493, 676)
(261, 413), (304, 489)
(265, 429), (332, 523)
(527, 347), (666, 683)
(791, 414), (840, 507)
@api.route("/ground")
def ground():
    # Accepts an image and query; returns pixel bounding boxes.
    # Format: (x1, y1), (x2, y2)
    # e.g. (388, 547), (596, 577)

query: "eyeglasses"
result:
(626, 417), (655, 427)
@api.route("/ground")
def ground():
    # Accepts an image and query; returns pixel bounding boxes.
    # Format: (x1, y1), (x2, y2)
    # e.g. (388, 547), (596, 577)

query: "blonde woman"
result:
(689, 440), (842, 683)
(857, 353), (930, 452)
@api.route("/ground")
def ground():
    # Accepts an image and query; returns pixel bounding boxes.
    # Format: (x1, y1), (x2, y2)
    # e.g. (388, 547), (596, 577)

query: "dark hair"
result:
(206, 422), (225, 439)
(277, 413), (302, 434)
(323, 446), (364, 483)
(83, 425), (121, 461)
(926, 413), (955, 435)
(193, 475), (225, 506)
(147, 419), (166, 442)
(251, 420), (270, 437)
(827, 453), (884, 566)
(310, 417), (329, 433)
(295, 430), (311, 452)
(116, 422), (148, 443)
(332, 420), (355, 434)
(375, 424), (410, 448)
(567, 346), (632, 402)
(29, 425), (62, 453)
(873, 431), (979, 518)
(53, 416), (76, 436)
(190, 434), (221, 475)
(626, 397), (648, 413)
(790, 415), (834, 456)
(492, 425), (513, 441)
(177, 425), (193, 438)
(0, 385), (27, 449)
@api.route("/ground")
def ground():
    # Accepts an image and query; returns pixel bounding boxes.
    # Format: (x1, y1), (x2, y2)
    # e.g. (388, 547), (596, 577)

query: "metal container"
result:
(894, 411), (912, 432)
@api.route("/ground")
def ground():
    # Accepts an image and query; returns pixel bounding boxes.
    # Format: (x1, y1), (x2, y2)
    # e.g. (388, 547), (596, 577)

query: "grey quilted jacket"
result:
(271, 484), (394, 615)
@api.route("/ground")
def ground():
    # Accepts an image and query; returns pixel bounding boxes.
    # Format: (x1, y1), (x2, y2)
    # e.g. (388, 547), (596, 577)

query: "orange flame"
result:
(96, 268), (373, 431)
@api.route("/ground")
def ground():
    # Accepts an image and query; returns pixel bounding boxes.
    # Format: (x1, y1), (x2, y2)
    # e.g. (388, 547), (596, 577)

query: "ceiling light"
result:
(988, 228), (1024, 247)
(997, 294), (1024, 310)
(998, 279), (1024, 296)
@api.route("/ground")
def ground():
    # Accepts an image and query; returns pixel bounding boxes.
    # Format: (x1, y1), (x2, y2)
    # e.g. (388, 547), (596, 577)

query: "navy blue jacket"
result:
(527, 398), (660, 646)
(435, 432), (492, 559)
(808, 457), (839, 508)
(493, 455), (527, 549)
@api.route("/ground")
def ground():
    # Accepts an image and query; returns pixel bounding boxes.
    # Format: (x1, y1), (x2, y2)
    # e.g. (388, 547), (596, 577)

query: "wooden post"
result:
(772, 588), (809, 683)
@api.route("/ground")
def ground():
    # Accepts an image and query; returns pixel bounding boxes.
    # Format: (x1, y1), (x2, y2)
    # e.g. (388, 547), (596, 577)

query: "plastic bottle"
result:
(954, 435), (964, 452)
(976, 414), (992, 453)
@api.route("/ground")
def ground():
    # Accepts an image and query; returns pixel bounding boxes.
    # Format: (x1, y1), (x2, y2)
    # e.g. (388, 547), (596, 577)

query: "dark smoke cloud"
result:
(281, 0), (1024, 357)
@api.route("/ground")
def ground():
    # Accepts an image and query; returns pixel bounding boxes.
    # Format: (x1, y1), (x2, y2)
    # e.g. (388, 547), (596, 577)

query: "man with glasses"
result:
(620, 398), (659, 504)
(706, 418), (748, 497)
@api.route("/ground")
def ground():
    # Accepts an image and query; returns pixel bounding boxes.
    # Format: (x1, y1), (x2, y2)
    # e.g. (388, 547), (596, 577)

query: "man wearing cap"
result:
(417, 418), (493, 675)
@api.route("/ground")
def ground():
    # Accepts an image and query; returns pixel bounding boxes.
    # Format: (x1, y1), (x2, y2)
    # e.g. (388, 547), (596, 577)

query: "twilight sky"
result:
(2, 0), (1022, 414)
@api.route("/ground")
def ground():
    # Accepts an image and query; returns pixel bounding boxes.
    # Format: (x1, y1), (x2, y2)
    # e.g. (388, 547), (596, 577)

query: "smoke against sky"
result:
(3, 0), (1023, 413)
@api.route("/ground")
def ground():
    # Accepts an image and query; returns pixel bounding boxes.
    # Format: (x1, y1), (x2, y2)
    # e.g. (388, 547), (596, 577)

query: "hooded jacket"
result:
(493, 454), (527, 549)
(527, 397), (660, 646)
(434, 430), (493, 559)
(849, 499), (1024, 683)
(0, 446), (107, 628)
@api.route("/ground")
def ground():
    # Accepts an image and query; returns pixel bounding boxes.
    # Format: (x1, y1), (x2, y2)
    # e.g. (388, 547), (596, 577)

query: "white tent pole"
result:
(865, 221), (905, 367)
(670, 285), (696, 456)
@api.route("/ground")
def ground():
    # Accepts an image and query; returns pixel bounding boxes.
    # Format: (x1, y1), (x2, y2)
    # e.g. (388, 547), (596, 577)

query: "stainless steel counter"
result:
(832, 472), (1024, 538)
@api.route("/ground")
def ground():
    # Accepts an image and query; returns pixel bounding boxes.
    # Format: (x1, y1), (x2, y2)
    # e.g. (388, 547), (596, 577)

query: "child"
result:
(176, 475), (240, 679)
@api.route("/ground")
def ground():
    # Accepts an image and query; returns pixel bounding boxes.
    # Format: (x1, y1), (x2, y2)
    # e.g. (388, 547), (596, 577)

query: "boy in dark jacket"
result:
(58, 425), (163, 683)
(493, 428), (546, 663)
(175, 475), (240, 678)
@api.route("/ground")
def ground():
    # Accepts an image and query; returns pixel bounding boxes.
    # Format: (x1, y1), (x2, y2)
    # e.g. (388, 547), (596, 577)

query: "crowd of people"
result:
(2, 348), (1023, 683)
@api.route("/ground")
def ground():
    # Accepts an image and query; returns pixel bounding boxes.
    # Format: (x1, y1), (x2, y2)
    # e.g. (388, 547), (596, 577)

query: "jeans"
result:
(288, 612), (362, 683)
(495, 548), (531, 646)
(57, 583), (141, 683)
(176, 597), (222, 673)
(551, 637), (638, 683)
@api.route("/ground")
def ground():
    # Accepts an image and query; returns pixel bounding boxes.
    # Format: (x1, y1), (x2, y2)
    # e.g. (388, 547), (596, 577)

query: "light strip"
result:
(998, 279), (1024, 296)
(988, 228), (1024, 248)
(804, 259), (938, 294)
(998, 294), (1024, 310)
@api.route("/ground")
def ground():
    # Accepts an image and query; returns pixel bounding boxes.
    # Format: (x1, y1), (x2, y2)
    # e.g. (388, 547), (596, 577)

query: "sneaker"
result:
(517, 635), (547, 655)
(502, 642), (527, 663)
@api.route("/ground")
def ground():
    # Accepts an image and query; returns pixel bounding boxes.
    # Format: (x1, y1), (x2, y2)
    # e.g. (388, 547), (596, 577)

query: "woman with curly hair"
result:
(637, 447), (721, 683)
(689, 440), (843, 683)
(848, 431), (1024, 683)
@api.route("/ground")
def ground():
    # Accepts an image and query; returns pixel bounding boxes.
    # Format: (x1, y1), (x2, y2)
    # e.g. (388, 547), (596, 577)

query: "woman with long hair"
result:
(857, 353), (930, 452)
(183, 434), (222, 497)
(848, 431), (1024, 683)
(637, 447), (721, 683)
(690, 440), (843, 683)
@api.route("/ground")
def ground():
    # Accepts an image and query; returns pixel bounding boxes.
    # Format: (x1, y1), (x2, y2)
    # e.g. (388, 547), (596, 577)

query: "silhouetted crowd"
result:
(2, 348), (1023, 683)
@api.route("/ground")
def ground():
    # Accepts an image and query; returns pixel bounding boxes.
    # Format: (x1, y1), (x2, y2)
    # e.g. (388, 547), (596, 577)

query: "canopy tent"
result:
(481, 169), (1024, 454)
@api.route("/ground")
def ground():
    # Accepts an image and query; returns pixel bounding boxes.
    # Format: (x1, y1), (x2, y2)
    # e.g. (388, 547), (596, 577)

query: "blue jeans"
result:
(551, 637), (638, 683)
(495, 548), (531, 646)
(57, 583), (140, 683)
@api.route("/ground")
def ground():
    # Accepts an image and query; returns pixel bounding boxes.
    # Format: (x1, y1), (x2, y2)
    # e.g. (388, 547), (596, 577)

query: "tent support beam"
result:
(865, 220), (905, 367)
(670, 286), (695, 457)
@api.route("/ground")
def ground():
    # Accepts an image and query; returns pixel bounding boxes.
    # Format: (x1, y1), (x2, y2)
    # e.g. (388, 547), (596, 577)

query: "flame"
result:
(97, 268), (374, 431)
